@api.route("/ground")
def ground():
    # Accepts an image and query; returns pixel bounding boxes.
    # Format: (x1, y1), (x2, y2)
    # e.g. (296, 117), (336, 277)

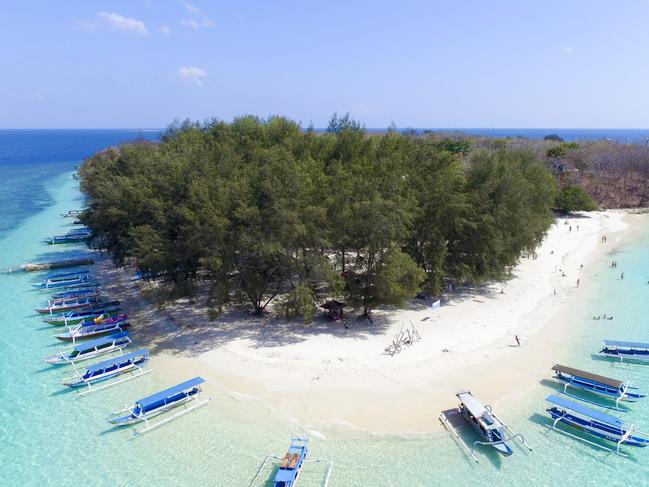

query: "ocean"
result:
(1, 130), (648, 486)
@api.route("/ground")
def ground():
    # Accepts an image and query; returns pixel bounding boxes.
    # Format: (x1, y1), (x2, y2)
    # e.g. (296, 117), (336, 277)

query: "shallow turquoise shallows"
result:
(2, 131), (649, 486)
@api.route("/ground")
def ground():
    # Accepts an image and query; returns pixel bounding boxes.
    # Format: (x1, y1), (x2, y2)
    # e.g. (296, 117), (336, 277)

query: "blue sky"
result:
(2, 0), (649, 128)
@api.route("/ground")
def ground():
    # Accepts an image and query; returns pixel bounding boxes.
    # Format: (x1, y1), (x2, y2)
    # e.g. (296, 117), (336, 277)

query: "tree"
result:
(544, 133), (564, 142)
(554, 185), (597, 212)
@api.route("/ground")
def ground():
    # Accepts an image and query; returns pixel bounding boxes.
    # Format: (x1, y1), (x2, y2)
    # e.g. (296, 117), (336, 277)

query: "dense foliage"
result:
(554, 185), (597, 212)
(79, 116), (556, 320)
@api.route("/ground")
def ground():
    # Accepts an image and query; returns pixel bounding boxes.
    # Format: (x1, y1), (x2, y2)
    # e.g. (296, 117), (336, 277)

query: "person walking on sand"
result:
(577, 278), (580, 287)
(515, 335), (521, 347)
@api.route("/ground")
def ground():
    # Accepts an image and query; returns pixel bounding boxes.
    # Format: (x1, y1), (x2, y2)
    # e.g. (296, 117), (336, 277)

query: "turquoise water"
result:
(2, 132), (649, 486)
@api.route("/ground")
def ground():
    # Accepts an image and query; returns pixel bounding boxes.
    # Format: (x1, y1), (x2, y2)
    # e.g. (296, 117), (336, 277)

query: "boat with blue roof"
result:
(43, 331), (132, 365)
(108, 377), (210, 434)
(545, 394), (649, 455)
(600, 340), (649, 364)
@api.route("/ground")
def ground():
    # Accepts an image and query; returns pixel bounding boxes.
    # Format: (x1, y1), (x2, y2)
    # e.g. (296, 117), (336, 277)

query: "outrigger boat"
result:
(552, 364), (645, 409)
(600, 340), (649, 364)
(273, 438), (309, 487)
(545, 394), (649, 456)
(60, 349), (151, 395)
(35, 294), (102, 314)
(43, 304), (121, 325)
(250, 439), (333, 487)
(51, 288), (100, 300)
(439, 390), (531, 462)
(32, 274), (94, 290)
(61, 209), (83, 218)
(107, 377), (210, 435)
(46, 231), (92, 245)
(54, 318), (130, 342)
(43, 331), (132, 365)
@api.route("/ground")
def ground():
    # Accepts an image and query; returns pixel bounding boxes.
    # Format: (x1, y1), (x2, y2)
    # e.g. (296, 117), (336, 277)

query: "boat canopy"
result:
(85, 349), (148, 374)
(74, 332), (130, 353)
(546, 394), (624, 427)
(552, 364), (623, 389)
(604, 340), (649, 349)
(457, 391), (488, 419)
(137, 377), (204, 409)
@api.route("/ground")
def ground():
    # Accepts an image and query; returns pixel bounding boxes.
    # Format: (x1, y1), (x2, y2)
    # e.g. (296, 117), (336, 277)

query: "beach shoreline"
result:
(96, 210), (643, 434)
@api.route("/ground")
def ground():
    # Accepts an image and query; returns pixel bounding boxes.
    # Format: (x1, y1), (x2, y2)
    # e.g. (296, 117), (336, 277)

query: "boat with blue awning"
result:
(545, 394), (649, 455)
(43, 303), (121, 325)
(43, 331), (132, 365)
(32, 274), (95, 289)
(600, 340), (649, 364)
(552, 364), (645, 409)
(54, 317), (130, 342)
(108, 376), (210, 435)
(273, 438), (308, 487)
(35, 294), (102, 314)
(61, 349), (151, 394)
(51, 288), (100, 300)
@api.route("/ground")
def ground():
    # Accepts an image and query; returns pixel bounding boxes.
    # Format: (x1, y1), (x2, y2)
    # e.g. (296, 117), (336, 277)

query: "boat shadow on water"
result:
(528, 413), (641, 464)
(538, 379), (632, 413)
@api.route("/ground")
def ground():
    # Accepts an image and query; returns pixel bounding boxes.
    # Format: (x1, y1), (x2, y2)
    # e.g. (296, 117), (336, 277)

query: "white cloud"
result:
(97, 11), (149, 35)
(560, 45), (574, 55)
(177, 66), (208, 86)
(180, 1), (214, 30)
(159, 24), (171, 36)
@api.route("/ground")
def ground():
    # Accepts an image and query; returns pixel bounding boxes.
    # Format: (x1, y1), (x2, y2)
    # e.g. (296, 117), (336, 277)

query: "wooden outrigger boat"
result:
(46, 231), (92, 245)
(545, 394), (649, 456)
(249, 438), (333, 487)
(439, 390), (531, 462)
(61, 209), (84, 218)
(60, 349), (151, 395)
(43, 304), (122, 325)
(600, 340), (649, 364)
(552, 364), (645, 409)
(35, 294), (102, 314)
(43, 331), (132, 365)
(50, 288), (100, 300)
(32, 273), (94, 290)
(273, 438), (309, 487)
(107, 377), (210, 435)
(54, 318), (130, 343)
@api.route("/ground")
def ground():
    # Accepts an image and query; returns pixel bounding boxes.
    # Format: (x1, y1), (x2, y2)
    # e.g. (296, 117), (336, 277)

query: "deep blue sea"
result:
(2, 130), (649, 486)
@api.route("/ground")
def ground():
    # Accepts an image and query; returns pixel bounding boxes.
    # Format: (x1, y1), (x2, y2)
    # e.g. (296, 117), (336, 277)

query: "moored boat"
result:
(273, 438), (309, 487)
(46, 231), (92, 245)
(600, 340), (649, 364)
(43, 304), (121, 325)
(43, 331), (132, 365)
(60, 349), (150, 393)
(35, 294), (102, 314)
(545, 394), (649, 455)
(108, 377), (209, 434)
(61, 209), (84, 218)
(439, 390), (531, 462)
(32, 274), (94, 289)
(51, 288), (100, 300)
(552, 364), (645, 408)
(54, 319), (130, 342)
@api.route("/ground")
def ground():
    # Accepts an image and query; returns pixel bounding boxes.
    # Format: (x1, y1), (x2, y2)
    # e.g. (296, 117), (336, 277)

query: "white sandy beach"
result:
(97, 210), (638, 433)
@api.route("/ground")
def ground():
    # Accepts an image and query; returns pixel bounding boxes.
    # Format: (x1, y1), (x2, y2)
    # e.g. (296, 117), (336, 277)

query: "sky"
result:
(1, 0), (649, 129)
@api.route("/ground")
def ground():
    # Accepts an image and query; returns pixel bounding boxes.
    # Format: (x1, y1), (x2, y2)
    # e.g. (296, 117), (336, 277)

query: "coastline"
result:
(95, 210), (641, 434)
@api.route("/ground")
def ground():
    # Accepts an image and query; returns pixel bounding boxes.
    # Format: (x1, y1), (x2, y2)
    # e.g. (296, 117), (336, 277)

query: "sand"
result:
(95, 210), (637, 434)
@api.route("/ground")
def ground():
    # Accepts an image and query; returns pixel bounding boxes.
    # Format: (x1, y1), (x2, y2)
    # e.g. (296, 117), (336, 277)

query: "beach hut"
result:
(320, 300), (346, 321)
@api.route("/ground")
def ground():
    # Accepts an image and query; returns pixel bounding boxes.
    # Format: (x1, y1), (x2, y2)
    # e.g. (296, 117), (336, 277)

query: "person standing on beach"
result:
(577, 278), (580, 287)
(515, 335), (521, 347)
